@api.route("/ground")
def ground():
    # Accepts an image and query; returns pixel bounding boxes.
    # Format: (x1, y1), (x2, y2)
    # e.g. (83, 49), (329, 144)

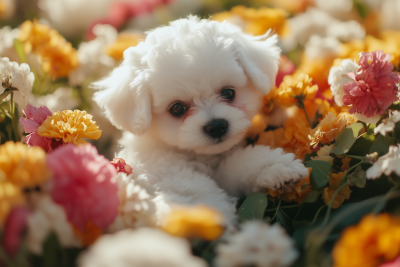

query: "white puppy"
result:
(93, 16), (309, 223)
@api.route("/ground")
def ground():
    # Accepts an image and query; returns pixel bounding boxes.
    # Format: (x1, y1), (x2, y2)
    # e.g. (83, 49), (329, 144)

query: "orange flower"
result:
(269, 167), (312, 203)
(73, 220), (102, 246)
(212, 5), (289, 36)
(333, 213), (400, 267)
(161, 205), (224, 241)
(104, 32), (145, 61)
(257, 110), (311, 160)
(341, 157), (351, 171)
(323, 172), (351, 209)
(19, 19), (57, 53)
(309, 112), (358, 148)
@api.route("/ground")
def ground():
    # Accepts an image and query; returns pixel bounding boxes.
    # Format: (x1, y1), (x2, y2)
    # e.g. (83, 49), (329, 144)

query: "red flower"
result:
(110, 158), (133, 175)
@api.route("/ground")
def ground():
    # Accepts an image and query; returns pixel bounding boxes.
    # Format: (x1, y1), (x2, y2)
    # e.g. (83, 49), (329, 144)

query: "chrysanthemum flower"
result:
(333, 213), (400, 267)
(47, 144), (118, 232)
(0, 180), (24, 228)
(269, 167), (312, 203)
(78, 228), (207, 267)
(38, 109), (102, 146)
(0, 141), (51, 187)
(367, 145), (400, 179)
(214, 221), (298, 267)
(110, 158), (133, 175)
(161, 205), (224, 241)
(19, 105), (53, 152)
(323, 172), (351, 209)
(343, 51), (400, 118)
(309, 112), (358, 148)
(104, 32), (144, 61)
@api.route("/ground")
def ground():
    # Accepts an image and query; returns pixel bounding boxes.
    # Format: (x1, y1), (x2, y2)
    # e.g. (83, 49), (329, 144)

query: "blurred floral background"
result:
(2, 0), (400, 267)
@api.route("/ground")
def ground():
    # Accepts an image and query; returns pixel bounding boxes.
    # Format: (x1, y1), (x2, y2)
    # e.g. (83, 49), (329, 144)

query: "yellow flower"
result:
(104, 32), (145, 61)
(269, 167), (312, 203)
(19, 19), (58, 54)
(309, 112), (358, 148)
(323, 172), (351, 209)
(161, 205), (224, 241)
(212, 5), (289, 36)
(333, 213), (400, 267)
(0, 141), (51, 187)
(267, 74), (318, 108)
(38, 110), (102, 145)
(0, 180), (25, 227)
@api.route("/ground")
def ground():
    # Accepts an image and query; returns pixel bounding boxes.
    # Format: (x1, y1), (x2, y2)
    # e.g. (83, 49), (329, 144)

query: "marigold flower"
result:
(343, 51), (400, 118)
(269, 167), (312, 203)
(72, 221), (103, 247)
(19, 19), (56, 53)
(309, 112), (358, 148)
(47, 144), (118, 232)
(213, 5), (289, 36)
(0, 180), (24, 227)
(38, 109), (102, 146)
(161, 205), (224, 241)
(0, 141), (51, 187)
(333, 213), (400, 267)
(104, 32), (144, 61)
(110, 158), (133, 175)
(323, 172), (351, 209)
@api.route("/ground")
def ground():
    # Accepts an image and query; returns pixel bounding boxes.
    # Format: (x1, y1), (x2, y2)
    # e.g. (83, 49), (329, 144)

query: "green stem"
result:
(300, 106), (312, 128)
(343, 154), (365, 160)
(0, 106), (12, 120)
(265, 204), (300, 213)
(372, 181), (400, 214)
(310, 205), (327, 225)
(10, 92), (19, 142)
(269, 197), (284, 222)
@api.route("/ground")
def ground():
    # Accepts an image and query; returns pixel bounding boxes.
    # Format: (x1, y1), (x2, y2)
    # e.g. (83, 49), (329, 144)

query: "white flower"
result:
(367, 145), (400, 179)
(0, 57), (34, 108)
(0, 26), (20, 60)
(314, 0), (353, 20)
(29, 87), (80, 113)
(108, 173), (157, 232)
(68, 24), (117, 86)
(304, 35), (341, 60)
(374, 111), (400, 136)
(326, 20), (366, 42)
(26, 195), (80, 254)
(328, 59), (359, 107)
(214, 221), (298, 267)
(381, 0), (400, 31)
(311, 144), (334, 164)
(78, 228), (207, 267)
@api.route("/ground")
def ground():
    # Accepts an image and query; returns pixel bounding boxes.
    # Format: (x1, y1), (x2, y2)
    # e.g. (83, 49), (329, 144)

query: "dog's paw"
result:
(256, 159), (309, 194)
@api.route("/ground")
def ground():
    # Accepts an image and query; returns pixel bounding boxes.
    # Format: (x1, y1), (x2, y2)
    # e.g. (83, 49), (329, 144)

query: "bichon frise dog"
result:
(93, 16), (309, 223)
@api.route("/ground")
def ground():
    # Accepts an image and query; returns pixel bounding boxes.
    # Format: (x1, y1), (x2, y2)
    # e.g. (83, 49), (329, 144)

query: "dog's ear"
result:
(234, 31), (281, 95)
(92, 47), (152, 135)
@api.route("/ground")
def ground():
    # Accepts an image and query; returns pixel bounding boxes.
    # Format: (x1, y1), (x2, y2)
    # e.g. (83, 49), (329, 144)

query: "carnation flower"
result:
(0, 141), (51, 187)
(323, 172), (351, 209)
(161, 205), (224, 241)
(108, 173), (156, 232)
(379, 256), (400, 267)
(104, 32), (145, 61)
(47, 144), (118, 231)
(26, 195), (80, 254)
(110, 158), (133, 175)
(366, 145), (400, 179)
(275, 55), (296, 87)
(214, 221), (298, 267)
(1, 207), (29, 257)
(333, 213), (400, 267)
(0, 180), (24, 227)
(38, 109), (102, 146)
(342, 51), (400, 118)
(328, 59), (359, 107)
(374, 110), (400, 136)
(19, 105), (54, 152)
(0, 57), (34, 108)
(309, 112), (358, 148)
(78, 228), (207, 267)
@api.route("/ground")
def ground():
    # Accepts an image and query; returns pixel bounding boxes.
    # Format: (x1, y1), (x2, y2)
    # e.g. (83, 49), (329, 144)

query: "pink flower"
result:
(343, 50), (400, 118)
(110, 158), (133, 175)
(19, 105), (53, 152)
(47, 144), (118, 231)
(379, 255), (400, 267)
(1, 207), (29, 257)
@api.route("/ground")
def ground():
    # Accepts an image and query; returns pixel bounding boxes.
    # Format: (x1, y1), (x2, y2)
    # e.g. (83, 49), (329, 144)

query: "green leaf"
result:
(305, 160), (331, 191)
(277, 209), (292, 230)
(304, 152), (317, 163)
(346, 165), (366, 188)
(331, 123), (364, 155)
(13, 39), (27, 63)
(42, 232), (63, 267)
(353, 0), (369, 18)
(369, 134), (389, 156)
(385, 134), (396, 146)
(367, 123), (376, 134)
(347, 133), (375, 156)
(302, 191), (320, 203)
(236, 192), (268, 222)
(389, 101), (400, 111)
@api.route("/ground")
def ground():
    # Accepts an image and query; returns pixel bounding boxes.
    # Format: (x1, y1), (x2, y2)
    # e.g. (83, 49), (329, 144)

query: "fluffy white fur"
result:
(93, 16), (309, 224)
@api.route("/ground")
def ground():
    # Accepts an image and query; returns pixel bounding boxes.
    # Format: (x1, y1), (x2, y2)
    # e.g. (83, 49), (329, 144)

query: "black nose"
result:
(203, 119), (229, 138)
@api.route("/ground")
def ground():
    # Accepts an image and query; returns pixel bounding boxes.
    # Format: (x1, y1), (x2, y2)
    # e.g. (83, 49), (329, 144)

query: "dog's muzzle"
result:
(203, 119), (229, 139)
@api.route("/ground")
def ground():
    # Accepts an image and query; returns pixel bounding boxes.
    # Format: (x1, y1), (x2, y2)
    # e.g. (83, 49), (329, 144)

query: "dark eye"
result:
(221, 88), (235, 101)
(169, 103), (187, 117)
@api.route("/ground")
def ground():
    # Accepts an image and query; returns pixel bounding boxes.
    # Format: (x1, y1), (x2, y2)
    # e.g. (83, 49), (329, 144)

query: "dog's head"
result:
(93, 16), (280, 155)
